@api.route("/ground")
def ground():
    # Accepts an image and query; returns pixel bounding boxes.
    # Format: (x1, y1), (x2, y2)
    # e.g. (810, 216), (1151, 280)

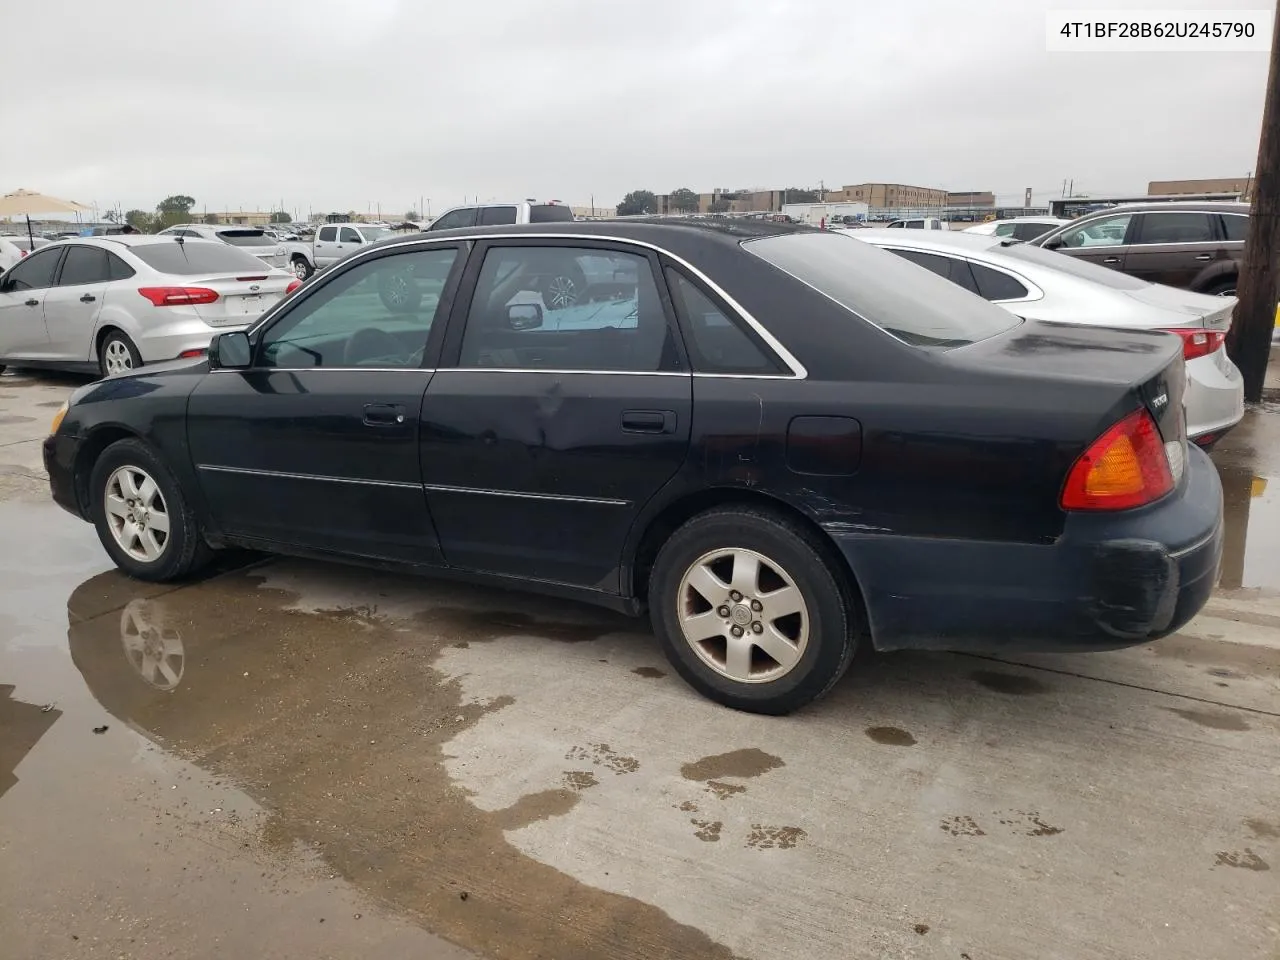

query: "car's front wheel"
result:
(291, 256), (314, 280)
(649, 507), (858, 714)
(89, 438), (212, 582)
(539, 265), (588, 309)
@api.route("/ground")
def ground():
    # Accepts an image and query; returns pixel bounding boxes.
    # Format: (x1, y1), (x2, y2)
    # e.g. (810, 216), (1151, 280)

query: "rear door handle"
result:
(1194, 253), (1213, 261)
(363, 402), (406, 426)
(24, 298), (38, 307)
(80, 294), (96, 303)
(1102, 257), (1121, 264)
(621, 409), (676, 434)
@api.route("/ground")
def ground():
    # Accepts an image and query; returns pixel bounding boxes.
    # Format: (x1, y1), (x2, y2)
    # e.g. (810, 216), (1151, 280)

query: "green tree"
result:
(269, 210), (291, 224)
(203, 212), (220, 225)
(153, 194), (195, 230)
(669, 187), (699, 214)
(784, 187), (820, 203)
(405, 209), (420, 221)
(708, 199), (731, 214)
(125, 209), (155, 232)
(616, 190), (658, 216)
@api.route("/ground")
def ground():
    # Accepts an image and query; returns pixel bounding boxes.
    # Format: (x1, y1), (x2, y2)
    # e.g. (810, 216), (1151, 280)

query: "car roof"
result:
(53, 235), (222, 249)
(398, 217), (812, 245)
(1084, 201), (1250, 215)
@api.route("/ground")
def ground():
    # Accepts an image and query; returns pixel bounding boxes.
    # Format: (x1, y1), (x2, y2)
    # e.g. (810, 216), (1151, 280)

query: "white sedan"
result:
(0, 236), (298, 377)
(962, 217), (1071, 241)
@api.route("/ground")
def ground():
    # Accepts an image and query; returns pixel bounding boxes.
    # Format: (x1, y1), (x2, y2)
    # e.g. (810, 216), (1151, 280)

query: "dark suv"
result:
(1033, 201), (1246, 297)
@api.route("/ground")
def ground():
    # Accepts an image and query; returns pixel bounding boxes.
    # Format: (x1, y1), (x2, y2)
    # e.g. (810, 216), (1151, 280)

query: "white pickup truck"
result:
(282, 222), (395, 280)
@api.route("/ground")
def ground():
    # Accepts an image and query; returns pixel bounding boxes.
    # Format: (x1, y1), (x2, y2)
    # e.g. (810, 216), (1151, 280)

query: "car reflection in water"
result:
(1215, 465), (1279, 590)
(120, 598), (185, 690)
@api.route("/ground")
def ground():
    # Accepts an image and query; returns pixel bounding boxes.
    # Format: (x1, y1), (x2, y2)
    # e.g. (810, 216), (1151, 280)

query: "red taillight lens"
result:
(285, 279), (302, 294)
(137, 286), (219, 307)
(19, 249), (27, 258)
(178, 348), (206, 359)
(1163, 328), (1225, 362)
(1060, 409), (1174, 511)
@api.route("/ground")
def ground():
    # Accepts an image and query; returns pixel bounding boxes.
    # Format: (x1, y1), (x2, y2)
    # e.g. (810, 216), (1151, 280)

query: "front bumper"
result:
(830, 444), (1223, 653)
(44, 432), (87, 520)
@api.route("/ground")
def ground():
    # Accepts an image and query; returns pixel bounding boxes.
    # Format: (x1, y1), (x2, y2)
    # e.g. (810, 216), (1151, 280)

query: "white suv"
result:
(424, 200), (574, 231)
(156, 224), (289, 270)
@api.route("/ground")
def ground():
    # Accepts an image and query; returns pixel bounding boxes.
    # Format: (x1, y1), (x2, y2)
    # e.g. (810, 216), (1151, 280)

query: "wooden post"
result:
(1228, 0), (1280, 401)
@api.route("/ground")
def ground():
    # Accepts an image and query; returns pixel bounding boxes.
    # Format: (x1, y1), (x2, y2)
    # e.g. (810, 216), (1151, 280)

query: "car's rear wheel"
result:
(100, 330), (141, 377)
(378, 270), (422, 312)
(1204, 278), (1237, 297)
(89, 438), (212, 582)
(539, 265), (588, 309)
(291, 256), (314, 280)
(649, 507), (858, 714)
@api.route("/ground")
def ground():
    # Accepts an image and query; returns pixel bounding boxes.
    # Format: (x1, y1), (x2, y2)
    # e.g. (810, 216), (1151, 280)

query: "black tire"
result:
(649, 506), (859, 715)
(291, 256), (314, 280)
(0, 363), (6, 374)
(99, 329), (142, 378)
(539, 265), (588, 309)
(1202, 278), (1237, 297)
(378, 269), (422, 313)
(89, 438), (213, 582)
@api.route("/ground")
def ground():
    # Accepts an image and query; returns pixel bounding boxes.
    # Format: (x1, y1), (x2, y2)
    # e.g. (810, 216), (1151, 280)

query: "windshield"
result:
(132, 240), (275, 275)
(999, 240), (1149, 289)
(360, 227), (393, 242)
(216, 230), (272, 247)
(529, 204), (575, 223)
(745, 232), (1021, 348)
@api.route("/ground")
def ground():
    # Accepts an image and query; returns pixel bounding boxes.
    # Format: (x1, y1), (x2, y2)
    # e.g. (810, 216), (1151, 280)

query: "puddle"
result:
(1215, 446), (1280, 590)
(970, 670), (1051, 696)
(679, 748), (785, 782)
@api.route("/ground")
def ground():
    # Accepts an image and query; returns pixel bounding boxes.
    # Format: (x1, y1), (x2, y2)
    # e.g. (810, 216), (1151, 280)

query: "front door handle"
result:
(24, 298), (38, 307)
(621, 409), (676, 434)
(1102, 257), (1121, 264)
(363, 402), (406, 426)
(1194, 253), (1213, 261)
(80, 293), (96, 303)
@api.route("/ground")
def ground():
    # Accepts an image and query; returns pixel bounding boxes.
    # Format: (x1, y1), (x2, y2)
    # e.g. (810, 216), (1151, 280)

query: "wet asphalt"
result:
(1, 363), (1278, 960)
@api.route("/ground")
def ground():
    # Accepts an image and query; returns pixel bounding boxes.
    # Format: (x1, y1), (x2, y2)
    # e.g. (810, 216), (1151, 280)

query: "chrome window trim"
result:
(422, 483), (629, 506)
(197, 463), (420, 490)
(260, 231), (808, 379)
(209, 366), (436, 374)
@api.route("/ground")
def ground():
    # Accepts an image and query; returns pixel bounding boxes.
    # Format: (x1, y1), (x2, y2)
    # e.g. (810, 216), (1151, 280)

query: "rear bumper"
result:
(1184, 349), (1243, 440)
(830, 444), (1223, 653)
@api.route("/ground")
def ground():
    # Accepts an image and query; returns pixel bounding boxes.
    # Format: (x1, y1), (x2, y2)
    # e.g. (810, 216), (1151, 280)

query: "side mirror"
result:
(507, 302), (543, 330)
(209, 331), (252, 369)
(1042, 235), (1064, 250)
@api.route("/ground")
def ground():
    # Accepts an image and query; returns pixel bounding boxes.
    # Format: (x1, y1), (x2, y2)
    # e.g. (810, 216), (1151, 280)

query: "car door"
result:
(1121, 211), (1221, 289)
(313, 225), (339, 266)
(41, 244), (111, 359)
(0, 246), (64, 358)
(419, 239), (692, 589)
(1049, 212), (1135, 271)
(336, 226), (364, 261)
(186, 243), (466, 562)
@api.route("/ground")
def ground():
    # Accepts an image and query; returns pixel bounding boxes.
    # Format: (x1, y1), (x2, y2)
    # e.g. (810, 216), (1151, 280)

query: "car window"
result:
(1010, 221), (1051, 241)
(1058, 213), (1132, 248)
(1221, 213), (1248, 242)
(130, 241), (282, 275)
(339, 227), (361, 243)
(216, 230), (271, 247)
(993, 222), (1016, 237)
(892, 249), (950, 279)
(1135, 212), (1216, 244)
(969, 262), (1028, 300)
(106, 251), (136, 280)
(746, 233), (1021, 349)
(479, 206), (518, 226)
(529, 204), (574, 223)
(57, 245), (111, 286)
(258, 248), (458, 369)
(317, 226), (337, 242)
(457, 245), (678, 373)
(428, 208), (479, 231)
(3, 247), (62, 291)
(889, 248), (982, 296)
(665, 268), (781, 374)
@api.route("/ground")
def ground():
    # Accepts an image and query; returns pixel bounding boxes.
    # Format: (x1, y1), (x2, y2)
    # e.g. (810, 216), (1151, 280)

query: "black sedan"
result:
(44, 219), (1223, 714)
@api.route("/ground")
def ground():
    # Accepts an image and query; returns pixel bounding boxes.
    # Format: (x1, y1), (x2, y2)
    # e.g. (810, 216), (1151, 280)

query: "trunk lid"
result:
(187, 273), (293, 327)
(1122, 282), (1235, 331)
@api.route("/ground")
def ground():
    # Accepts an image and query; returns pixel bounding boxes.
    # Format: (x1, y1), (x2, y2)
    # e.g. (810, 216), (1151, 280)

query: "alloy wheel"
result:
(103, 339), (133, 375)
(120, 599), (184, 690)
(676, 547), (809, 683)
(292, 259), (310, 281)
(103, 465), (170, 563)
(545, 274), (579, 309)
(385, 273), (411, 307)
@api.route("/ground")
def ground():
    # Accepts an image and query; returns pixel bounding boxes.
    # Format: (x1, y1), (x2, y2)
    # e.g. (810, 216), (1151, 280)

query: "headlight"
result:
(49, 401), (68, 436)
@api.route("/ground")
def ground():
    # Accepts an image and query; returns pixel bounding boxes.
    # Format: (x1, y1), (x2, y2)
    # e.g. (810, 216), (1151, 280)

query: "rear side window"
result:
(1221, 214), (1248, 242)
(1135, 212), (1216, 244)
(529, 204), (574, 223)
(747, 233), (1021, 349)
(429, 208), (479, 231)
(107, 252), (135, 280)
(57, 245), (110, 285)
(888, 249), (980, 296)
(339, 227), (360, 243)
(130, 241), (272, 275)
(317, 226), (337, 242)
(969, 263), (1028, 301)
(479, 206), (518, 225)
(665, 268), (782, 374)
(217, 230), (269, 247)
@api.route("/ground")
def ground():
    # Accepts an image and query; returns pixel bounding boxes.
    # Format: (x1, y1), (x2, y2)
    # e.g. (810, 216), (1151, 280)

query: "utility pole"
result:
(1228, 0), (1280, 402)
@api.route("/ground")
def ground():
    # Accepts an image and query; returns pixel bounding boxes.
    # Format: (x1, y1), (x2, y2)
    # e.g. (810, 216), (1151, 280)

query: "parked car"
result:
(886, 217), (944, 230)
(0, 236), (298, 377)
(1032, 202), (1246, 296)
(842, 229), (1244, 447)
(0, 234), (50, 271)
(44, 220), (1222, 715)
(963, 217), (1071, 241)
(424, 200), (575, 232)
(281, 222), (395, 280)
(156, 224), (290, 272)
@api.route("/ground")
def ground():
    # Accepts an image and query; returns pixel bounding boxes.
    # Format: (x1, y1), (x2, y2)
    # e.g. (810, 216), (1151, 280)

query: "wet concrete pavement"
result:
(2, 365), (1279, 959)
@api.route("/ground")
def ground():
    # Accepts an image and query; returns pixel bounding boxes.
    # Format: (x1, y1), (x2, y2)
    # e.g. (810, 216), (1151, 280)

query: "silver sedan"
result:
(842, 228), (1244, 446)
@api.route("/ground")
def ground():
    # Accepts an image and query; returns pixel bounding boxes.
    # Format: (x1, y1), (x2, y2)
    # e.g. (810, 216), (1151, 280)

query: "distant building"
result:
(945, 190), (995, 209)
(826, 183), (949, 209)
(1148, 177), (1251, 200)
(571, 205), (616, 219)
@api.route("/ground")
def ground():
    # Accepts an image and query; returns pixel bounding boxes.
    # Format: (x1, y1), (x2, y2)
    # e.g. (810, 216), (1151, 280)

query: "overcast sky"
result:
(3, 0), (1270, 218)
